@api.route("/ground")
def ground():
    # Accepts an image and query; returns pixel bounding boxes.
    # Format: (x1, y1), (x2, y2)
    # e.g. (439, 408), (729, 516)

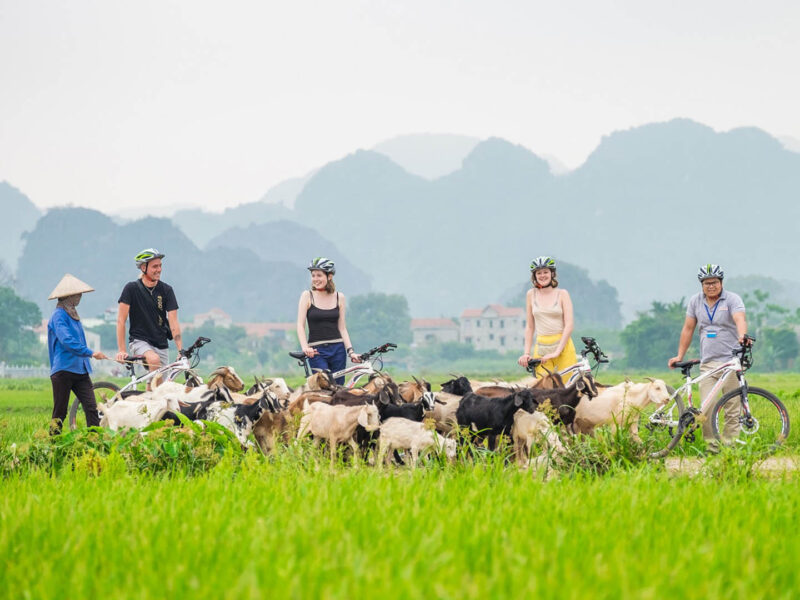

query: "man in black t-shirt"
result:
(116, 248), (182, 372)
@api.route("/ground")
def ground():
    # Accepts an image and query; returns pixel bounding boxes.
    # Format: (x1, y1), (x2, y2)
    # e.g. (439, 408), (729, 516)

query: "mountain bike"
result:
(289, 342), (397, 388)
(646, 335), (790, 458)
(68, 336), (211, 430)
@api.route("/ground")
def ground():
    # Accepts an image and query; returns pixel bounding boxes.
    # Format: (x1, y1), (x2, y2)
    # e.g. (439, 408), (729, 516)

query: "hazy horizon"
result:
(2, 1), (798, 214)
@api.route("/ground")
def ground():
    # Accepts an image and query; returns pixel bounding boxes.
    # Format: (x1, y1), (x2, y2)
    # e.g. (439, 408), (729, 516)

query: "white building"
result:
(460, 304), (525, 352)
(410, 318), (460, 346)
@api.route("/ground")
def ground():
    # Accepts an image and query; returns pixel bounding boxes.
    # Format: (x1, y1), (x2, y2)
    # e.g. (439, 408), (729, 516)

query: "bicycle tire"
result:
(710, 386), (790, 454)
(647, 384), (685, 458)
(68, 381), (120, 430)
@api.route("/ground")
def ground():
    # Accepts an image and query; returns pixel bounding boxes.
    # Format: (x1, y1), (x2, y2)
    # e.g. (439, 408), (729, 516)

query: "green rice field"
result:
(2, 374), (799, 599)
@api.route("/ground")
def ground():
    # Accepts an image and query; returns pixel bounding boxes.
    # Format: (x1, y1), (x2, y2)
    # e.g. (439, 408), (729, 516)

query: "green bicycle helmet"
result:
(697, 264), (724, 281)
(135, 248), (165, 268)
(308, 257), (335, 274)
(530, 256), (556, 271)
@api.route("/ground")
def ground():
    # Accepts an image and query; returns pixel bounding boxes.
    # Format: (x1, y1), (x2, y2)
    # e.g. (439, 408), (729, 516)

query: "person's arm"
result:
(517, 290), (535, 367)
(167, 309), (182, 352)
(337, 294), (361, 363)
(668, 316), (697, 368)
(732, 311), (748, 343)
(296, 291), (316, 358)
(53, 313), (94, 357)
(116, 302), (130, 362)
(542, 290), (574, 360)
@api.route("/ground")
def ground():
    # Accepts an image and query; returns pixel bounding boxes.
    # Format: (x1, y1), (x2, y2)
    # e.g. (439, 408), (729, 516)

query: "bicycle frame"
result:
(297, 354), (383, 388)
(650, 356), (744, 428)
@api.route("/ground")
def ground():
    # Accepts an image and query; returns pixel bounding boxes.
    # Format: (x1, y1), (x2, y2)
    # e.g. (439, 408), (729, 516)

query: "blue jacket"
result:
(48, 307), (93, 375)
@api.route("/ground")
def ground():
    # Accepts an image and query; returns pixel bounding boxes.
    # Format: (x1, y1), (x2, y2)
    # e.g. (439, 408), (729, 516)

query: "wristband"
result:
(346, 347), (354, 353)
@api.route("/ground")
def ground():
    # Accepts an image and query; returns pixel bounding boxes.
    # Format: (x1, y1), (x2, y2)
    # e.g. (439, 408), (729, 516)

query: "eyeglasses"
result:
(702, 280), (721, 287)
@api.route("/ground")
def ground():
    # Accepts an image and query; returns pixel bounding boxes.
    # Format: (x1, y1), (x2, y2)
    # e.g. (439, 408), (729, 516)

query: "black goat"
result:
(529, 373), (599, 429)
(441, 376), (472, 396)
(456, 388), (539, 450)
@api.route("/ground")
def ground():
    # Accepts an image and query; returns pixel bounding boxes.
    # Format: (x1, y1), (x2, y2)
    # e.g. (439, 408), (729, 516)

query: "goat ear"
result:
(514, 395), (523, 407)
(357, 407), (369, 428)
(576, 379), (586, 391)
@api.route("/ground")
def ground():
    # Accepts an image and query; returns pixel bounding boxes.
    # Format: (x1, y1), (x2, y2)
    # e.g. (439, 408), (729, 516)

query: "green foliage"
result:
(0, 286), (43, 363)
(741, 290), (800, 372)
(620, 299), (692, 369)
(348, 292), (412, 350)
(1, 422), (242, 478)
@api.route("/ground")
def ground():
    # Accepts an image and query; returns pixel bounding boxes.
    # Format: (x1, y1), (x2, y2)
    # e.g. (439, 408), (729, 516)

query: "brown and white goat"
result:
(297, 401), (381, 465)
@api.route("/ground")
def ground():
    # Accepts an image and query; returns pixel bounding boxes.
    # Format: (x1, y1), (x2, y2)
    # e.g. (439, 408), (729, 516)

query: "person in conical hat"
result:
(47, 274), (108, 435)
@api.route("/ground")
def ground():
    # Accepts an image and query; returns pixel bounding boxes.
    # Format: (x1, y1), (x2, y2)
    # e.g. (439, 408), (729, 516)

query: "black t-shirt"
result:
(118, 280), (179, 349)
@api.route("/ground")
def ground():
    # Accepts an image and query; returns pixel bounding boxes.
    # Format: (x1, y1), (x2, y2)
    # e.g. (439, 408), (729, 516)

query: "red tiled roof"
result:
(411, 318), (459, 329)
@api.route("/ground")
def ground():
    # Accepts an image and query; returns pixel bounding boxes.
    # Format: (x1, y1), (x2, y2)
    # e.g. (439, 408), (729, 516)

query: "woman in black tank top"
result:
(296, 257), (361, 384)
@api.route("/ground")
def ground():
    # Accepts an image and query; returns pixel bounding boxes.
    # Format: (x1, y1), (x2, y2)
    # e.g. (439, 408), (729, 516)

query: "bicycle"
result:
(526, 336), (610, 383)
(646, 335), (790, 458)
(68, 336), (211, 430)
(289, 342), (397, 388)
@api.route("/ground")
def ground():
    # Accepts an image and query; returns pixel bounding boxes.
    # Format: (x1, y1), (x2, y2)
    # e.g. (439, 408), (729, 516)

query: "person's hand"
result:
(540, 352), (559, 362)
(517, 353), (531, 367)
(349, 351), (362, 364)
(93, 351), (109, 360)
(303, 347), (318, 358)
(115, 351), (128, 363)
(667, 356), (681, 368)
(739, 336), (752, 347)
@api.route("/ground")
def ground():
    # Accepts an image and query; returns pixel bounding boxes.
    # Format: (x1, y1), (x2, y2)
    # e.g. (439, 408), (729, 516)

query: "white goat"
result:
(432, 392), (462, 434)
(511, 409), (565, 467)
(573, 378), (671, 441)
(376, 418), (457, 467)
(297, 401), (380, 465)
(98, 396), (180, 431)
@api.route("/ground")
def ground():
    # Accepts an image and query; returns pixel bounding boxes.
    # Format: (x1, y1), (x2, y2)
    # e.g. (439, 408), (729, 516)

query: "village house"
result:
(410, 318), (460, 346)
(459, 304), (525, 352)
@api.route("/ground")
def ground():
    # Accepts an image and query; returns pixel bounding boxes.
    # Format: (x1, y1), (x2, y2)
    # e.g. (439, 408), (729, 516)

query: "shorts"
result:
(308, 342), (347, 385)
(129, 339), (169, 368)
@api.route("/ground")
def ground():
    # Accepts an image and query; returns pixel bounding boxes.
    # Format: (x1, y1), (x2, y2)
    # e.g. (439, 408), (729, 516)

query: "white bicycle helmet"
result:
(697, 264), (724, 281)
(308, 257), (336, 274)
(530, 256), (556, 271)
(135, 248), (165, 268)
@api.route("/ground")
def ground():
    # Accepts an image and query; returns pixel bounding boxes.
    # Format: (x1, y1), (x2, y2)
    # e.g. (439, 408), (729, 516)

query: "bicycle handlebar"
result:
(579, 336), (609, 363)
(180, 336), (211, 359)
(358, 342), (397, 361)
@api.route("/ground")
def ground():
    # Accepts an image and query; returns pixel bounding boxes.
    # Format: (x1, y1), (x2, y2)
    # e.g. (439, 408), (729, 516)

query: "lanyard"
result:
(704, 299), (721, 324)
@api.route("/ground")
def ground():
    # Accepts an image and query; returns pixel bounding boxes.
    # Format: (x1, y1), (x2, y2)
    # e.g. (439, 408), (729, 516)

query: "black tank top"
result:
(307, 292), (342, 344)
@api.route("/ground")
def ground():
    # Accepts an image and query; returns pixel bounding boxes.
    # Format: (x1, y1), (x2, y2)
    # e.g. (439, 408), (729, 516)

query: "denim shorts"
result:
(308, 342), (347, 385)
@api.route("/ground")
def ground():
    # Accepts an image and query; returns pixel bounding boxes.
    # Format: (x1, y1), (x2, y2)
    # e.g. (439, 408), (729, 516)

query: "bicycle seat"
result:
(126, 355), (148, 365)
(672, 359), (700, 376)
(527, 358), (542, 368)
(288, 351), (307, 360)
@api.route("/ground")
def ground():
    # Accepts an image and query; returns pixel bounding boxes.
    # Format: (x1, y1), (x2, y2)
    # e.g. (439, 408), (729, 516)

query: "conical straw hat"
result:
(48, 274), (95, 300)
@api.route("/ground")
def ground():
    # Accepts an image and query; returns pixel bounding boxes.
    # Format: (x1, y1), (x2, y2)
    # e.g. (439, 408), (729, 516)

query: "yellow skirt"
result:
(532, 334), (577, 378)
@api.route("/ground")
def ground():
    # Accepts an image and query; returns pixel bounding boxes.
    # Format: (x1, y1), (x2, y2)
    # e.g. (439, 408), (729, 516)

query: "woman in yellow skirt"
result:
(517, 256), (577, 377)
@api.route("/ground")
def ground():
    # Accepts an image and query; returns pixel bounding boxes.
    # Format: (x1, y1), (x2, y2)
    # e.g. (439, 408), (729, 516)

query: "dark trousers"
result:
(50, 370), (99, 434)
(308, 342), (347, 385)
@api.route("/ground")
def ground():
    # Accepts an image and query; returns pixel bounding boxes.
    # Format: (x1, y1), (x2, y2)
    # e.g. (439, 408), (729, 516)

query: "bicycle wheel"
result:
(68, 381), (120, 430)
(644, 385), (686, 458)
(710, 386), (790, 454)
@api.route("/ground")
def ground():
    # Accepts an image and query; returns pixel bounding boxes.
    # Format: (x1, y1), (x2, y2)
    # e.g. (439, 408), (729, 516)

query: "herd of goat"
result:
(95, 366), (672, 468)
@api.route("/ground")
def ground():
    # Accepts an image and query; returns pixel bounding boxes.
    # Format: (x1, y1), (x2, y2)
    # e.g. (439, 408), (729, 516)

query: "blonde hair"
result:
(531, 269), (558, 289)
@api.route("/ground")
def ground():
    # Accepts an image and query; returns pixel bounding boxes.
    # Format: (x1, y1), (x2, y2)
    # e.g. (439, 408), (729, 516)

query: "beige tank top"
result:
(532, 289), (564, 336)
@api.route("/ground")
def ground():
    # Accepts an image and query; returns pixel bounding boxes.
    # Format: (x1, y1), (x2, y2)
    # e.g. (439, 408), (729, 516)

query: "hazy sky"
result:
(1, 0), (798, 214)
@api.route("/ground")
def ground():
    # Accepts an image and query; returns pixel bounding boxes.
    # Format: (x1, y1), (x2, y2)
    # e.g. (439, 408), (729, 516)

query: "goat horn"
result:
(645, 376), (655, 383)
